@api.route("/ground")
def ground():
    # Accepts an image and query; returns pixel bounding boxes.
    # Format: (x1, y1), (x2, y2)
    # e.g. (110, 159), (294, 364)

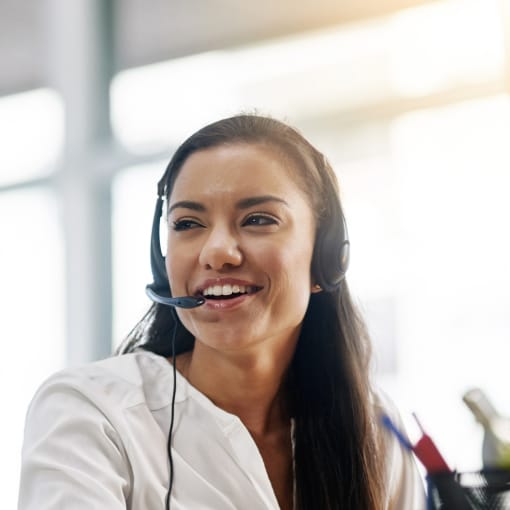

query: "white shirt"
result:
(18, 350), (426, 509)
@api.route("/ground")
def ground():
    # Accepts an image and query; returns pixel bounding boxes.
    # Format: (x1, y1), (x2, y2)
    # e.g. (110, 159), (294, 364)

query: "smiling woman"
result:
(18, 114), (425, 510)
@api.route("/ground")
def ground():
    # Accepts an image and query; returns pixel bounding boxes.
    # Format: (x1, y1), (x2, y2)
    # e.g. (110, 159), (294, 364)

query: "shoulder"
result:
(372, 389), (427, 510)
(18, 352), (170, 508)
(26, 350), (174, 424)
(372, 390), (405, 433)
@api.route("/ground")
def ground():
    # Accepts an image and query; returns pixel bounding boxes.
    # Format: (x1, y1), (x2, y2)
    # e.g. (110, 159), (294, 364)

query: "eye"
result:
(242, 214), (278, 227)
(172, 219), (203, 231)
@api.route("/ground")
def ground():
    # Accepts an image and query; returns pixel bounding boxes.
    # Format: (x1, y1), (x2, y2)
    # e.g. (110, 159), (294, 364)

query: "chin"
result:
(194, 327), (264, 353)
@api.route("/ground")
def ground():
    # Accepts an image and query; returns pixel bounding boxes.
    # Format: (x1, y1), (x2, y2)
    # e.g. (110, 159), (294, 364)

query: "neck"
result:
(178, 334), (298, 437)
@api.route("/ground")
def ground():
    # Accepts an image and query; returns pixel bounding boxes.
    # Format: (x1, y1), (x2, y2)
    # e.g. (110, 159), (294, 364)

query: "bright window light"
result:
(112, 161), (168, 347)
(111, 0), (505, 155)
(110, 21), (394, 152)
(0, 89), (64, 186)
(0, 188), (65, 509)
(384, 94), (510, 471)
(389, 0), (504, 96)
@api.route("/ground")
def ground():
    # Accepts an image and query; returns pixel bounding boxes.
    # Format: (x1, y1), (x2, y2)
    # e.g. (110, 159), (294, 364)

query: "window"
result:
(0, 188), (64, 508)
(0, 89), (64, 186)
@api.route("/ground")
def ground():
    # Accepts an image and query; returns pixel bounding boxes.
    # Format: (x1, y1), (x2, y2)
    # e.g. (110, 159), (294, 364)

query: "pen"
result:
(381, 412), (450, 474)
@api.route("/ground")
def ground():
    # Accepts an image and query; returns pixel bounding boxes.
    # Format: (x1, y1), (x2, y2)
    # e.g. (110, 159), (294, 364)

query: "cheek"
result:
(264, 248), (313, 328)
(256, 237), (315, 296)
(165, 242), (191, 294)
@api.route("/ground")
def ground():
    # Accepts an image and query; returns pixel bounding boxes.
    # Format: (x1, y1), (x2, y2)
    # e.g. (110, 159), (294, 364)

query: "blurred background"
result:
(2, 0), (510, 506)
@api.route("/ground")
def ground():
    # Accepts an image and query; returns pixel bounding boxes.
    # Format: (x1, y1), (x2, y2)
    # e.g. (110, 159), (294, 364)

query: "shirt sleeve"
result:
(18, 372), (131, 510)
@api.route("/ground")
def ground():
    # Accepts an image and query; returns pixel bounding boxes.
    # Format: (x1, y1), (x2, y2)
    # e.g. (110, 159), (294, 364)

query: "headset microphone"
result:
(145, 286), (205, 309)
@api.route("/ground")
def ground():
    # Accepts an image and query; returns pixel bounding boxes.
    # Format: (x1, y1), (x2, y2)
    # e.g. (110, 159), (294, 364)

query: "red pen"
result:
(411, 413), (451, 474)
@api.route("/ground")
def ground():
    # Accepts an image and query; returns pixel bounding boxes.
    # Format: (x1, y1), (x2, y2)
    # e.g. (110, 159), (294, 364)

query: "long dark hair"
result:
(118, 114), (385, 509)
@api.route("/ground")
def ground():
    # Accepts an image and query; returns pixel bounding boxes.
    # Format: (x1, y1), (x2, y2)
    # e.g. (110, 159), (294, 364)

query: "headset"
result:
(145, 193), (205, 308)
(146, 190), (350, 303)
(144, 172), (350, 509)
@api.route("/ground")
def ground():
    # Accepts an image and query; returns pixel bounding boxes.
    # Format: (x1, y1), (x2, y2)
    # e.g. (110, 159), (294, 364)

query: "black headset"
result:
(146, 195), (170, 298)
(311, 203), (350, 293)
(145, 192), (205, 308)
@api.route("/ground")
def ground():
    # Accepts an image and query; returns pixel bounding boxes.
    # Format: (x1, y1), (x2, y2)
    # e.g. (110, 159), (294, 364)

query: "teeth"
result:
(203, 284), (249, 296)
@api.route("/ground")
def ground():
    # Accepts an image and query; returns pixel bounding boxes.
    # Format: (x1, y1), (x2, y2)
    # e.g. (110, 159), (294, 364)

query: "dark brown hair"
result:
(118, 114), (385, 509)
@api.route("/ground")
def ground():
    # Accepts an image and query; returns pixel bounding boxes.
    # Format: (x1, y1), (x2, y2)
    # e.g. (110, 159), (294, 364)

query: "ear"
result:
(311, 283), (322, 294)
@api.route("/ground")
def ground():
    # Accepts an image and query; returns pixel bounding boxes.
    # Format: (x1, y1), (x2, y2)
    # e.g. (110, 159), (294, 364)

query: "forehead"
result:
(170, 143), (309, 202)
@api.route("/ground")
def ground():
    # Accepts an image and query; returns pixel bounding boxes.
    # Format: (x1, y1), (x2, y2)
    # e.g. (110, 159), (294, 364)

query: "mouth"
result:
(197, 283), (263, 301)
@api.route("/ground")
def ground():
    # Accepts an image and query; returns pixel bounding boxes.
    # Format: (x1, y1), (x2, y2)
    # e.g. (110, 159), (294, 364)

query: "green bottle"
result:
(463, 388), (510, 469)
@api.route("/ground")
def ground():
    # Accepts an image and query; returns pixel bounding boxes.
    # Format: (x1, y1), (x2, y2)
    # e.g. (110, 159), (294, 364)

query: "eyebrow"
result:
(168, 200), (206, 214)
(168, 195), (289, 214)
(236, 195), (289, 209)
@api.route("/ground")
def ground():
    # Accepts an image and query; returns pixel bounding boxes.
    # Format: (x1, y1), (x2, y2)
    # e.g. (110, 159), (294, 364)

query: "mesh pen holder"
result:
(427, 469), (510, 510)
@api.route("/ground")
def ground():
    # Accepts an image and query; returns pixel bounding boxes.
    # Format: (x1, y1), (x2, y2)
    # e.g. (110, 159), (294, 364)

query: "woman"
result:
(19, 115), (425, 509)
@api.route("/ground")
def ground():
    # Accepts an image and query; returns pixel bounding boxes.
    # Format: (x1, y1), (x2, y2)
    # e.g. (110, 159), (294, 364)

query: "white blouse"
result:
(18, 350), (426, 509)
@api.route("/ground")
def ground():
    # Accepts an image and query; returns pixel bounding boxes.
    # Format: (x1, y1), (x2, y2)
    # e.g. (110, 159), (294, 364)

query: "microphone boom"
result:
(145, 287), (205, 309)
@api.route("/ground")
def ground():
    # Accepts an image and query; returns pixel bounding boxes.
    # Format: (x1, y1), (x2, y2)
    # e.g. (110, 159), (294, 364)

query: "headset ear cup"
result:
(147, 197), (172, 298)
(312, 215), (350, 292)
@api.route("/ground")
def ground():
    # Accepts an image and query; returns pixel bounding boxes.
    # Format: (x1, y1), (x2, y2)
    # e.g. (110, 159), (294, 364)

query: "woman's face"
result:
(166, 143), (317, 353)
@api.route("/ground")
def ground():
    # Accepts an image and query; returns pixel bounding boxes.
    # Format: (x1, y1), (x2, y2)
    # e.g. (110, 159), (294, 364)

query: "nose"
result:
(198, 225), (243, 270)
